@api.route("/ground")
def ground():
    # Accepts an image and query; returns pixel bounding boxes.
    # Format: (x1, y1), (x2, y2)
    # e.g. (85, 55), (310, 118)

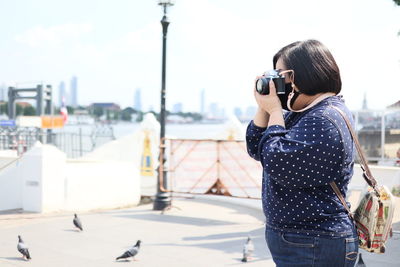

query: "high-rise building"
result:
(0, 83), (7, 102)
(58, 81), (66, 107)
(362, 92), (368, 110)
(233, 107), (242, 118)
(172, 102), (183, 113)
(70, 76), (78, 107)
(134, 88), (142, 111)
(245, 106), (257, 119)
(200, 89), (205, 114)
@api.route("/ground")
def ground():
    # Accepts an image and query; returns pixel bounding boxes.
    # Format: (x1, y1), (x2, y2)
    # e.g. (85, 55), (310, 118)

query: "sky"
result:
(0, 0), (399, 114)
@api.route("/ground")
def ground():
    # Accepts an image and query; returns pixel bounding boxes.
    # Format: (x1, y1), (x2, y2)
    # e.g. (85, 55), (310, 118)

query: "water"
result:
(60, 122), (246, 140)
(53, 122), (248, 158)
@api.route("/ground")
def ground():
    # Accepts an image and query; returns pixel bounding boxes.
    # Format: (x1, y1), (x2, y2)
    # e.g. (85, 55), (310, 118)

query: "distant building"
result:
(172, 102), (183, 113)
(207, 102), (225, 119)
(208, 102), (219, 118)
(58, 81), (66, 108)
(70, 76), (78, 107)
(89, 102), (121, 111)
(233, 107), (242, 118)
(200, 89), (205, 114)
(362, 92), (368, 110)
(15, 102), (33, 108)
(244, 106), (257, 119)
(0, 83), (7, 102)
(134, 88), (142, 111)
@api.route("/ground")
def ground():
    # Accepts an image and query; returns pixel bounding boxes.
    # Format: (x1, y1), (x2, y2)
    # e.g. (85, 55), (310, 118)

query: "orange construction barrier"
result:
(41, 116), (64, 128)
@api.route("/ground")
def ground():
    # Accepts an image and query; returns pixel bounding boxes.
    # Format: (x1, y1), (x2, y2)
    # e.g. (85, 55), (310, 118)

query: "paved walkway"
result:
(0, 195), (399, 267)
(0, 198), (274, 267)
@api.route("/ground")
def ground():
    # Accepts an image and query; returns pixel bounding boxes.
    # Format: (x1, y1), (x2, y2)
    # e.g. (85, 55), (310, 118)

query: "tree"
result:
(92, 106), (104, 118)
(23, 106), (36, 116)
(121, 107), (134, 121)
(136, 112), (143, 122)
(0, 103), (7, 114)
(66, 106), (75, 115)
(16, 104), (23, 116)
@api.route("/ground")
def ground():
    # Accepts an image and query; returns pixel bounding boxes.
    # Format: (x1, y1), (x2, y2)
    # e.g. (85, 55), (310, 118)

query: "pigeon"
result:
(241, 236), (254, 262)
(17, 235), (31, 260)
(355, 253), (366, 267)
(73, 214), (83, 231)
(116, 240), (141, 261)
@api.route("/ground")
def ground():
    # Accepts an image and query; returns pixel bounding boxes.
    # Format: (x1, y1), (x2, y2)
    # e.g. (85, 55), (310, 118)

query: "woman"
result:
(246, 39), (358, 266)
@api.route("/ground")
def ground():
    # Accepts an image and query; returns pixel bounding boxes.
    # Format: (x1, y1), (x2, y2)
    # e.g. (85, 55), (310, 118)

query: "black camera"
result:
(255, 69), (286, 95)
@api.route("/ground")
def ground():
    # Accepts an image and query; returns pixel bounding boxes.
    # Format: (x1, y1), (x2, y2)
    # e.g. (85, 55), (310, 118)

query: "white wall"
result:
(0, 156), (21, 211)
(20, 144), (43, 212)
(0, 142), (141, 213)
(41, 145), (66, 212)
(64, 159), (140, 211)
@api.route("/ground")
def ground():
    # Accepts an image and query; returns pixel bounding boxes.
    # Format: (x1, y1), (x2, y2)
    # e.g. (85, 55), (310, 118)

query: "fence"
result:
(353, 109), (400, 163)
(165, 139), (262, 199)
(0, 125), (115, 158)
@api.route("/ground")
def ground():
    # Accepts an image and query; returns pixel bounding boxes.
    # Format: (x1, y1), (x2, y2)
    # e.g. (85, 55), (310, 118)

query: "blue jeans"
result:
(266, 228), (358, 267)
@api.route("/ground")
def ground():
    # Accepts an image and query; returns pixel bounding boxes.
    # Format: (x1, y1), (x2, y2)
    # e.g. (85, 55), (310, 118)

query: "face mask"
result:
(287, 88), (335, 113)
(279, 83), (300, 110)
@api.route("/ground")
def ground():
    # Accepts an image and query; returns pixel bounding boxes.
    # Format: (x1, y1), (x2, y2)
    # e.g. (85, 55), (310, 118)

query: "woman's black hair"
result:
(273, 39), (341, 95)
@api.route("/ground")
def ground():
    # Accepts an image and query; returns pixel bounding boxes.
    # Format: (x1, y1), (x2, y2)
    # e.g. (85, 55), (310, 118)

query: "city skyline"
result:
(0, 0), (399, 113)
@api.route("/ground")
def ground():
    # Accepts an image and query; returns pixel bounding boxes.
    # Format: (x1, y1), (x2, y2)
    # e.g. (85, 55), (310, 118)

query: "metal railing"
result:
(353, 109), (400, 164)
(161, 139), (262, 199)
(0, 125), (115, 158)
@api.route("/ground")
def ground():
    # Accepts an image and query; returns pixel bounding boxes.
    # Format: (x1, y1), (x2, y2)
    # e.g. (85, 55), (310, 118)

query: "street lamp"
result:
(153, 0), (174, 211)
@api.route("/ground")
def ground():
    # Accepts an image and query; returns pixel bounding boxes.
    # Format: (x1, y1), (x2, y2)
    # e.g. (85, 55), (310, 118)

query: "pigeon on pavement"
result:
(355, 253), (366, 267)
(116, 240), (141, 261)
(73, 214), (83, 231)
(241, 236), (254, 262)
(17, 235), (31, 261)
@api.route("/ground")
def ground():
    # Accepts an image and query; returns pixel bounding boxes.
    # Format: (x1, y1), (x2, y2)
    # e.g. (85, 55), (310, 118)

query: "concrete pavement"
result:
(0, 197), (274, 267)
(0, 194), (399, 267)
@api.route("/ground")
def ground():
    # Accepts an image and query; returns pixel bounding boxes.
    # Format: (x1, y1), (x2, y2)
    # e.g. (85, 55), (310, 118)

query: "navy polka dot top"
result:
(246, 96), (356, 237)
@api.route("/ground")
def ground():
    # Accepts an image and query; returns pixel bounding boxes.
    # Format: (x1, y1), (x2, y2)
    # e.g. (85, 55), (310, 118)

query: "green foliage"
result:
(121, 107), (135, 121)
(174, 111), (203, 121)
(92, 106), (104, 118)
(136, 112), (144, 122)
(66, 106), (75, 115)
(23, 106), (36, 116)
(16, 104), (23, 116)
(0, 103), (7, 114)
(112, 111), (120, 120)
(121, 111), (131, 121)
(394, 0), (400, 6)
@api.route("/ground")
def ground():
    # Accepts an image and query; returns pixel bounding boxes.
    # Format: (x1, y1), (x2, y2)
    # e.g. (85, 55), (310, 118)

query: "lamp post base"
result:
(153, 192), (171, 210)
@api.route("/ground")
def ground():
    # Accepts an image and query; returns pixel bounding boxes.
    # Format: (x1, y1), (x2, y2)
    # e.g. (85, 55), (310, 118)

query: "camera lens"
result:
(256, 79), (263, 93)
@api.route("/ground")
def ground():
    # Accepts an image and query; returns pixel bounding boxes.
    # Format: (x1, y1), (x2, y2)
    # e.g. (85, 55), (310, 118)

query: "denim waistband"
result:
(265, 222), (357, 238)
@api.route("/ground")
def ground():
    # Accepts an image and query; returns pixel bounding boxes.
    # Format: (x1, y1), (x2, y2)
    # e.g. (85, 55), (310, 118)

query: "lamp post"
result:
(153, 0), (174, 211)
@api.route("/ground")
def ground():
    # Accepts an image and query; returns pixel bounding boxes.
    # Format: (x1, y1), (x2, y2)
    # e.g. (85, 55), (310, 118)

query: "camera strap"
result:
(287, 92), (335, 113)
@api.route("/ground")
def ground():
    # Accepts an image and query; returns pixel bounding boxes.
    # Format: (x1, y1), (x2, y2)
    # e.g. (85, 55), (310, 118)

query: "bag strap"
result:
(329, 181), (354, 220)
(328, 105), (380, 219)
(330, 106), (378, 191)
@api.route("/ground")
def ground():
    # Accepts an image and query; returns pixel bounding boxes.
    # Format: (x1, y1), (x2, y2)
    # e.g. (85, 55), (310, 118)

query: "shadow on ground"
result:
(113, 212), (237, 227)
(0, 257), (26, 261)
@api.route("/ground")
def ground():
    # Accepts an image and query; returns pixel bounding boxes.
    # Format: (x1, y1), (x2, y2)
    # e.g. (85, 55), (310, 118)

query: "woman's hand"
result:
(254, 78), (284, 127)
(254, 79), (283, 114)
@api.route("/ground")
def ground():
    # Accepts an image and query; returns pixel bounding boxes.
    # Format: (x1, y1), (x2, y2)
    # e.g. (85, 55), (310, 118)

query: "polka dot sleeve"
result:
(246, 120), (267, 161)
(260, 113), (344, 188)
